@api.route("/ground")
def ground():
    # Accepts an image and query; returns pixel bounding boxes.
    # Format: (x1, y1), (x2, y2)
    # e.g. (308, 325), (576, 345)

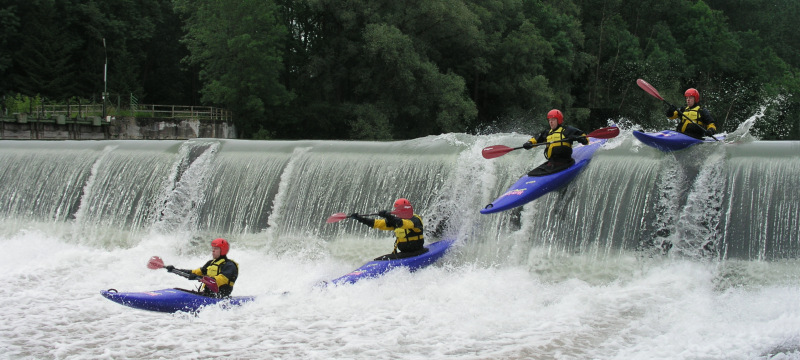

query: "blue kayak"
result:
(633, 130), (724, 152)
(330, 238), (455, 285)
(101, 288), (255, 313)
(480, 138), (607, 214)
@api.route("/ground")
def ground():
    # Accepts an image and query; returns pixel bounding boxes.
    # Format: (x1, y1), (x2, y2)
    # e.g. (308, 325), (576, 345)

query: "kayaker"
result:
(166, 238), (239, 298)
(522, 109), (589, 176)
(665, 88), (717, 139)
(350, 198), (427, 260)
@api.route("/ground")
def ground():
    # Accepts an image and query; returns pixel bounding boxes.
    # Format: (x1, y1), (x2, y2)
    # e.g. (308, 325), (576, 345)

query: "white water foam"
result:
(2, 223), (799, 360)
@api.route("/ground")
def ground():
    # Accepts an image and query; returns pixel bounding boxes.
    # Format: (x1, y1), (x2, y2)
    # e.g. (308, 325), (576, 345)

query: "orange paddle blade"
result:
(147, 256), (164, 270)
(637, 79), (665, 101)
(587, 126), (620, 139)
(326, 212), (349, 223)
(482, 145), (519, 159)
(200, 276), (219, 293)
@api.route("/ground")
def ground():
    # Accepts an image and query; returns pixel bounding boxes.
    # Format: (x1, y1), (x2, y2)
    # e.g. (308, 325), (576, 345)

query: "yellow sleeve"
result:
(667, 111), (679, 120)
(398, 218), (417, 229)
(213, 274), (230, 286)
(372, 219), (394, 231)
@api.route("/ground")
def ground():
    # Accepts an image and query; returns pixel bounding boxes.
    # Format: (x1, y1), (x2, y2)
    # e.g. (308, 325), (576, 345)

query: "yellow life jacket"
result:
(529, 127), (572, 159)
(672, 105), (706, 133)
(393, 214), (424, 243)
(197, 258), (238, 295)
(373, 214), (425, 253)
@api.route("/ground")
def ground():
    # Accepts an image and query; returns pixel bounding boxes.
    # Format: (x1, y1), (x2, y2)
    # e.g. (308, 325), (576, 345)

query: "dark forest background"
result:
(2, 0), (798, 140)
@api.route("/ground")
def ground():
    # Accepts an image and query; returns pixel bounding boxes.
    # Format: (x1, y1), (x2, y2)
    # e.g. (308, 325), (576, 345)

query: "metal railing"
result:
(33, 104), (232, 122)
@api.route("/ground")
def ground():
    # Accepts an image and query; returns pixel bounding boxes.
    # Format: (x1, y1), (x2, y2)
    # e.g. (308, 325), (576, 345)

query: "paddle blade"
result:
(587, 126), (620, 139)
(147, 256), (164, 270)
(482, 145), (517, 159)
(326, 212), (349, 223)
(200, 276), (219, 293)
(637, 79), (664, 101)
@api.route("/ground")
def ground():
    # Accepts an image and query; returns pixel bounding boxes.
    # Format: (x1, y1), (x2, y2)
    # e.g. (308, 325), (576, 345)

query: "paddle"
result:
(326, 212), (380, 223)
(636, 78), (719, 142)
(481, 126), (620, 159)
(147, 256), (219, 293)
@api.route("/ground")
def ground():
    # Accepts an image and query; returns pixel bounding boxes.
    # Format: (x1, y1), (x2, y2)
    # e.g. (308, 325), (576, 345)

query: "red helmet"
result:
(211, 238), (229, 256)
(684, 88), (700, 102)
(392, 198), (413, 219)
(547, 109), (564, 125)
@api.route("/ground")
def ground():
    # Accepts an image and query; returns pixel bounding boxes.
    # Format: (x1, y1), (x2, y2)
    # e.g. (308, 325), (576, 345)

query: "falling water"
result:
(1, 131), (799, 359)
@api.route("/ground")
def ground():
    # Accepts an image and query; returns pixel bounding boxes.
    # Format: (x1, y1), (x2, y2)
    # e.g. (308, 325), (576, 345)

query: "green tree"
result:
(352, 23), (476, 139)
(3, 0), (799, 139)
(278, 0), (478, 140)
(175, 0), (293, 137)
(93, 0), (199, 104)
(0, 3), (19, 96)
(705, 0), (800, 138)
(3, 0), (194, 106)
(8, 0), (83, 99)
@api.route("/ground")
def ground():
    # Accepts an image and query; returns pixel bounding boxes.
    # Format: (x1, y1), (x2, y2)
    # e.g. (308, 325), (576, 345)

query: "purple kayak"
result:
(633, 130), (724, 152)
(480, 138), (607, 214)
(101, 288), (255, 313)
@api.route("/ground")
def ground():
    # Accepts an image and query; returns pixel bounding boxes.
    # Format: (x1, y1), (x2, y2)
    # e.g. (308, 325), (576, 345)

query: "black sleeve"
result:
(700, 108), (715, 126)
(219, 261), (239, 283)
(384, 214), (403, 228)
(351, 214), (375, 227)
(411, 215), (424, 231)
(534, 131), (548, 144)
(567, 127), (589, 144)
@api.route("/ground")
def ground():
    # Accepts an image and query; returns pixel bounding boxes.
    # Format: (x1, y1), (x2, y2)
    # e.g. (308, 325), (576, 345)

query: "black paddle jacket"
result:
(526, 125), (589, 162)
(188, 256), (239, 297)
(353, 213), (425, 254)
(666, 104), (716, 139)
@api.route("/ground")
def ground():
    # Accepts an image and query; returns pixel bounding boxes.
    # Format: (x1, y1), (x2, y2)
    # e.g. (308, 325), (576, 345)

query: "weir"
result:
(0, 133), (798, 261)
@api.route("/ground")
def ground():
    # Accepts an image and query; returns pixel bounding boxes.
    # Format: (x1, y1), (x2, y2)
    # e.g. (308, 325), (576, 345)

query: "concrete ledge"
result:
(1, 115), (236, 140)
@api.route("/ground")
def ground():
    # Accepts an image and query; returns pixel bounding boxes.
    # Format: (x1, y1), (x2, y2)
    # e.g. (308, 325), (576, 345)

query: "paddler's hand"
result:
(350, 213), (369, 221)
(522, 141), (534, 150)
(568, 136), (589, 145)
(665, 105), (678, 117)
(378, 210), (391, 218)
(165, 265), (175, 272)
(187, 273), (200, 281)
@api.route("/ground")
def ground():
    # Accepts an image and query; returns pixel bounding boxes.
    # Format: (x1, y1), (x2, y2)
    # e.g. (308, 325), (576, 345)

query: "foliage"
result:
(174, 0), (294, 138)
(1, 0), (799, 139)
(251, 127), (274, 140)
(1, 0), (198, 104)
(3, 93), (42, 115)
(2, 93), (102, 118)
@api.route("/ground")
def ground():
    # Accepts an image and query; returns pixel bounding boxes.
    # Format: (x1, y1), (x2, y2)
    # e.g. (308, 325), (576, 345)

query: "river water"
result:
(1, 125), (798, 359)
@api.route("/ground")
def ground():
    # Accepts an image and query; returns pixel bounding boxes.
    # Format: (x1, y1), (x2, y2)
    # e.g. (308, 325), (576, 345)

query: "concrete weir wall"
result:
(0, 115), (236, 140)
